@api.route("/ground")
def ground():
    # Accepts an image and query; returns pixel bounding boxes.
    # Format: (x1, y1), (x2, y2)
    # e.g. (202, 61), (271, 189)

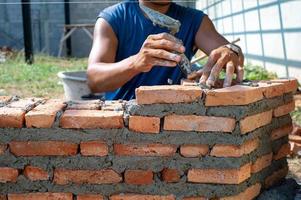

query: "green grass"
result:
(292, 107), (301, 126)
(0, 53), (87, 98)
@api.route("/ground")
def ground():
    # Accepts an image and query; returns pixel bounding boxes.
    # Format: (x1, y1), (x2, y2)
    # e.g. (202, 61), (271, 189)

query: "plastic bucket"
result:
(57, 71), (91, 101)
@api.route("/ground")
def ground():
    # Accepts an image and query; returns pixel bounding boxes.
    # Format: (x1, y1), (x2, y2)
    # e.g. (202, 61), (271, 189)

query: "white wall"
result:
(196, 0), (301, 82)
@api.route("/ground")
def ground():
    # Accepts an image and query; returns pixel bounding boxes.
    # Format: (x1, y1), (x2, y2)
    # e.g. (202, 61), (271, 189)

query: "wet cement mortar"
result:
(0, 92), (299, 198)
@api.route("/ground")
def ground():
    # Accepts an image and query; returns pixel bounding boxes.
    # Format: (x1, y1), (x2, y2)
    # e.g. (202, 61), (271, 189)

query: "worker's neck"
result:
(139, 0), (171, 14)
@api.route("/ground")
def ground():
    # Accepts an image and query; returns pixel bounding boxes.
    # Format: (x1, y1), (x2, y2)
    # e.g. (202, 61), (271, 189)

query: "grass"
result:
(0, 53), (87, 98)
(292, 107), (301, 126)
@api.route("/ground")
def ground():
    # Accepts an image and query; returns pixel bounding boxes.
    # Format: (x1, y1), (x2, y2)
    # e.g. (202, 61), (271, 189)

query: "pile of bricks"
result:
(0, 78), (298, 200)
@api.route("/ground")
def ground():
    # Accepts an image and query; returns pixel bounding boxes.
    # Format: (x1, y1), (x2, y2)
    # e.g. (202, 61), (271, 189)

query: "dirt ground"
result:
(288, 157), (301, 184)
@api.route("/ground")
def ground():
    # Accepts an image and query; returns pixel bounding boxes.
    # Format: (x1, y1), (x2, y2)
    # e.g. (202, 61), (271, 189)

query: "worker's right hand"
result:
(130, 33), (186, 73)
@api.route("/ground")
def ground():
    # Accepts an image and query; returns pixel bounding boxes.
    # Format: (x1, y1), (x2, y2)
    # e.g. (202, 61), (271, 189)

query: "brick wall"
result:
(0, 78), (297, 199)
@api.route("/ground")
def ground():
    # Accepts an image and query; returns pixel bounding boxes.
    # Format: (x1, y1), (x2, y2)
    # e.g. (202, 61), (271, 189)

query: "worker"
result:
(87, 0), (244, 100)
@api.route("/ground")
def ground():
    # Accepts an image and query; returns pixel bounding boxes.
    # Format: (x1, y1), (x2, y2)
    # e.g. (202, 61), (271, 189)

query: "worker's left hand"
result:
(192, 45), (244, 88)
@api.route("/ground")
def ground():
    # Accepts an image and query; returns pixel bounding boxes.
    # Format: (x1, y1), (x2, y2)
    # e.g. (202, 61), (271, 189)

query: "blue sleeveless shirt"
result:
(98, 1), (205, 100)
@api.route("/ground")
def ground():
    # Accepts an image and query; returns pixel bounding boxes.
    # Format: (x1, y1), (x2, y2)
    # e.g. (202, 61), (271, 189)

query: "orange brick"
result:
(273, 143), (290, 160)
(164, 115), (235, 132)
(257, 82), (285, 98)
(270, 78), (298, 93)
(25, 99), (65, 128)
(0, 167), (18, 183)
(0, 144), (7, 155)
(187, 163), (251, 184)
(240, 110), (272, 134)
(135, 85), (202, 105)
(9, 141), (78, 156)
(110, 194), (175, 200)
(265, 166), (288, 188)
(0, 195), (6, 200)
(205, 85), (263, 106)
(182, 197), (206, 200)
(251, 153), (273, 173)
(273, 101), (295, 117)
(23, 166), (49, 181)
(180, 144), (209, 157)
(220, 183), (261, 200)
(271, 124), (293, 140)
(289, 134), (301, 144)
(210, 138), (259, 158)
(124, 170), (153, 185)
(60, 110), (124, 129)
(114, 143), (177, 156)
(77, 194), (104, 200)
(54, 169), (122, 185)
(0, 107), (25, 128)
(161, 168), (180, 183)
(80, 140), (108, 156)
(8, 193), (73, 200)
(129, 116), (160, 134)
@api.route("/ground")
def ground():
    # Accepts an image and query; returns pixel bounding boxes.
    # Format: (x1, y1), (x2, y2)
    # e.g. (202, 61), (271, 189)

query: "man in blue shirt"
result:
(87, 0), (244, 100)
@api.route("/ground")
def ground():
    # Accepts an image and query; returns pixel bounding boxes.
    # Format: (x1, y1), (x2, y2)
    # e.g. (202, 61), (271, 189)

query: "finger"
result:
(146, 39), (185, 53)
(151, 57), (177, 67)
(149, 33), (183, 44)
(199, 53), (218, 84)
(223, 61), (235, 87)
(147, 49), (182, 63)
(206, 55), (229, 87)
(187, 69), (203, 80)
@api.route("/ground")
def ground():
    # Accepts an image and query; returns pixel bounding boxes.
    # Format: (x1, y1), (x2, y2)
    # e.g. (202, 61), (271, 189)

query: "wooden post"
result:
(21, 0), (34, 64)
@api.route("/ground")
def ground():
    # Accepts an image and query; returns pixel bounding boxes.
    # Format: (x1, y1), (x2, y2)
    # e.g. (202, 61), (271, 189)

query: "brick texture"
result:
(124, 170), (153, 185)
(77, 194), (104, 200)
(60, 110), (124, 129)
(273, 143), (290, 160)
(80, 140), (108, 156)
(257, 82), (285, 98)
(7, 98), (42, 110)
(0, 167), (18, 183)
(23, 166), (49, 181)
(210, 139), (259, 158)
(220, 183), (261, 200)
(182, 197), (206, 200)
(270, 78), (298, 93)
(251, 153), (273, 173)
(187, 163), (251, 184)
(110, 194), (175, 200)
(240, 110), (272, 134)
(161, 168), (180, 183)
(180, 144), (209, 157)
(0, 144), (7, 155)
(0, 108), (25, 128)
(164, 115), (235, 132)
(114, 143), (177, 156)
(270, 124), (293, 141)
(135, 85), (202, 105)
(273, 101), (295, 117)
(9, 141), (78, 156)
(205, 85), (263, 106)
(129, 116), (160, 134)
(8, 193), (73, 200)
(54, 169), (122, 185)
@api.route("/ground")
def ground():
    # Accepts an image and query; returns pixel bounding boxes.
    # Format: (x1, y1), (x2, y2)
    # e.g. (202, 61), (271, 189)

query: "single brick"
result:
(23, 166), (49, 181)
(289, 134), (301, 144)
(251, 153), (273, 173)
(164, 115), (235, 132)
(210, 138), (259, 158)
(9, 141), (78, 156)
(187, 163), (251, 184)
(273, 101), (295, 117)
(205, 85), (263, 106)
(0, 167), (18, 183)
(8, 193), (73, 200)
(161, 168), (180, 183)
(135, 85), (202, 105)
(0, 144), (7, 155)
(273, 143), (290, 160)
(124, 170), (153, 185)
(129, 116), (160, 134)
(80, 140), (108, 156)
(25, 99), (65, 128)
(7, 98), (42, 111)
(180, 144), (209, 157)
(110, 194), (175, 200)
(54, 169), (122, 185)
(271, 124), (293, 141)
(114, 143), (177, 156)
(0, 107), (25, 128)
(60, 110), (124, 129)
(270, 78), (298, 93)
(257, 82), (285, 98)
(77, 194), (104, 200)
(265, 166), (288, 188)
(240, 110), (272, 134)
(220, 183), (261, 200)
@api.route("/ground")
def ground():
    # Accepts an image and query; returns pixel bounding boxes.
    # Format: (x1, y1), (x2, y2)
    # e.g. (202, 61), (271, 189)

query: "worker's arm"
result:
(194, 15), (244, 87)
(87, 18), (185, 93)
